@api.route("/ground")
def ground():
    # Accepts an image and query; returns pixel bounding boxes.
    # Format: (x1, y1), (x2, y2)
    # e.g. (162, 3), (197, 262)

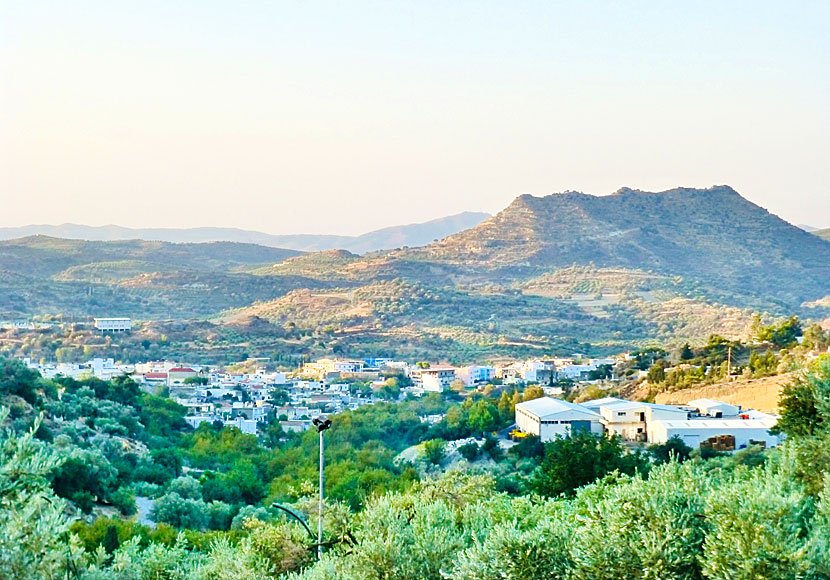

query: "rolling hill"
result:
(0, 212), (490, 253)
(0, 186), (826, 363)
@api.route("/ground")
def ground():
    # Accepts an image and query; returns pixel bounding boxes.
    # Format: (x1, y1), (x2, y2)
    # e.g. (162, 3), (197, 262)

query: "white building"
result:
(515, 395), (781, 450)
(651, 418), (781, 450)
(584, 398), (691, 442)
(224, 418), (258, 435)
(455, 365), (496, 387)
(515, 397), (604, 441)
(520, 360), (557, 383)
(411, 367), (457, 392)
(185, 415), (218, 429)
(93, 317), (132, 332)
(688, 399), (741, 418)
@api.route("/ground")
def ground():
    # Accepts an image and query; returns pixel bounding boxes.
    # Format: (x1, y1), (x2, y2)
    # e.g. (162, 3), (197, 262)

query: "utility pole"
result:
(311, 416), (331, 560)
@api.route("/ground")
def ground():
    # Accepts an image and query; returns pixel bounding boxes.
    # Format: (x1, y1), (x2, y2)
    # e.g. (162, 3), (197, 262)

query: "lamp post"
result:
(311, 415), (332, 560)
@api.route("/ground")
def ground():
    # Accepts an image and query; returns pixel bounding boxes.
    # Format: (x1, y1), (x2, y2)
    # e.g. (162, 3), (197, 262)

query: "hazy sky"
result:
(2, 1), (828, 235)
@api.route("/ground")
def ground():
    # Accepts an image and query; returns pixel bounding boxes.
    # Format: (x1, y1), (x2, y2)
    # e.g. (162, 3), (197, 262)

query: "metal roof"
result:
(516, 397), (602, 419)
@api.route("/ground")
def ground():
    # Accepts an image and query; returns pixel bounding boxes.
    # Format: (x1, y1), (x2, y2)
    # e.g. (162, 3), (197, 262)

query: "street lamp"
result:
(311, 415), (332, 560)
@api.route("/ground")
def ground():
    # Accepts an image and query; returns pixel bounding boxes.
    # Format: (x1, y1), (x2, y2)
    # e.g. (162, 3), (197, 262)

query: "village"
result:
(20, 348), (782, 453)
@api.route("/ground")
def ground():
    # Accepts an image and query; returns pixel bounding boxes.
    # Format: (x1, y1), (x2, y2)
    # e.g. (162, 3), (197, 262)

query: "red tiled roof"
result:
(169, 367), (196, 373)
(145, 373), (168, 379)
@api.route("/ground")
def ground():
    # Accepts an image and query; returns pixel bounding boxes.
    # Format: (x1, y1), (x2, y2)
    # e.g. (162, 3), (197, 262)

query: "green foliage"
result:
(422, 439), (447, 465)
(51, 448), (119, 510)
(457, 441), (480, 461)
(0, 407), (76, 580)
(0, 358), (54, 405)
(510, 435), (545, 459)
(533, 431), (648, 497)
(755, 315), (802, 348)
(647, 360), (667, 383)
(701, 466), (815, 579)
(776, 357), (830, 437)
(522, 384), (544, 402)
(650, 435), (693, 464)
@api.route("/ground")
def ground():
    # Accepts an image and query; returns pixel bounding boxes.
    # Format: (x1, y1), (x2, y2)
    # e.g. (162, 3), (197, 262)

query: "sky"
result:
(2, 1), (828, 235)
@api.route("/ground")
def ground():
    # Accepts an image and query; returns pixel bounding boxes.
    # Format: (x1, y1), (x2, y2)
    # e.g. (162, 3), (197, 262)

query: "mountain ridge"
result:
(0, 211), (491, 254)
(402, 185), (830, 306)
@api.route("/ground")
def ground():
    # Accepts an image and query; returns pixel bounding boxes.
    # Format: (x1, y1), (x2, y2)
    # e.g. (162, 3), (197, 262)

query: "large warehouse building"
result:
(514, 397), (605, 440)
(515, 396), (780, 450)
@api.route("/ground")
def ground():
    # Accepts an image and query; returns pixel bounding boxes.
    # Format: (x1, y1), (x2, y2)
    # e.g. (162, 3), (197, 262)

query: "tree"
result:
(647, 361), (667, 384)
(0, 408), (74, 580)
(679, 343), (694, 360)
(755, 316), (802, 349)
(803, 324), (830, 351)
(150, 492), (207, 530)
(522, 385), (544, 402)
(183, 376), (209, 386)
(775, 364), (829, 437)
(102, 524), (120, 554)
(458, 442), (480, 461)
(423, 439), (447, 465)
(450, 379), (466, 393)
(511, 435), (545, 459)
(650, 435), (693, 464)
(467, 400), (499, 434)
(497, 391), (513, 422)
(533, 431), (647, 497)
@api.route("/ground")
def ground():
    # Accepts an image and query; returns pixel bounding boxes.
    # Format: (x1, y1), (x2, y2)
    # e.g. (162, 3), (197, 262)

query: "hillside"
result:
(0, 212), (490, 253)
(815, 228), (830, 241)
(404, 186), (830, 307)
(0, 236), (300, 278)
(0, 186), (823, 361)
(653, 373), (797, 414)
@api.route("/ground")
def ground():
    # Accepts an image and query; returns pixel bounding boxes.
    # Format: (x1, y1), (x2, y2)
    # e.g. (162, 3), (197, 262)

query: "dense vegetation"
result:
(2, 354), (830, 578)
(4, 186), (830, 363)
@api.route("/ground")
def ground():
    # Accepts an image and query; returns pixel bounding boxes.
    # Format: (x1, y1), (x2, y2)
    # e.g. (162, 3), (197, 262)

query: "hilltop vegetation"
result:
(404, 186), (830, 306)
(1, 187), (828, 361)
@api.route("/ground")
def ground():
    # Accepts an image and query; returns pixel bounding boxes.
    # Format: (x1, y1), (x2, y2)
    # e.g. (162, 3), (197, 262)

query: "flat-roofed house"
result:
(94, 317), (132, 332)
(593, 399), (690, 442)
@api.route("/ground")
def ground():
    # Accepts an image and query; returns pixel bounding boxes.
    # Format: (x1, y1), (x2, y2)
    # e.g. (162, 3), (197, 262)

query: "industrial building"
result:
(514, 397), (605, 440)
(515, 396), (780, 450)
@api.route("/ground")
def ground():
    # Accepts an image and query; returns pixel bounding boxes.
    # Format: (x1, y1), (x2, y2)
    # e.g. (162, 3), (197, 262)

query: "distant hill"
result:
(0, 236), (301, 278)
(815, 228), (830, 241)
(0, 212), (490, 254)
(404, 186), (830, 307)
(0, 186), (825, 363)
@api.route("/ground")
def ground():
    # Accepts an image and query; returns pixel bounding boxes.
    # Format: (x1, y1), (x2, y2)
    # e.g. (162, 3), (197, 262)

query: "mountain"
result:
(404, 186), (830, 307)
(815, 228), (830, 241)
(0, 212), (490, 254)
(1, 186), (826, 363)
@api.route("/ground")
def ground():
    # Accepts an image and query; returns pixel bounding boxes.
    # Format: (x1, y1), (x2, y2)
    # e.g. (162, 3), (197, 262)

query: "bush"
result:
(533, 431), (648, 497)
(650, 435), (693, 464)
(150, 492), (207, 530)
(423, 439), (447, 465)
(112, 486), (137, 516)
(458, 442), (480, 461)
